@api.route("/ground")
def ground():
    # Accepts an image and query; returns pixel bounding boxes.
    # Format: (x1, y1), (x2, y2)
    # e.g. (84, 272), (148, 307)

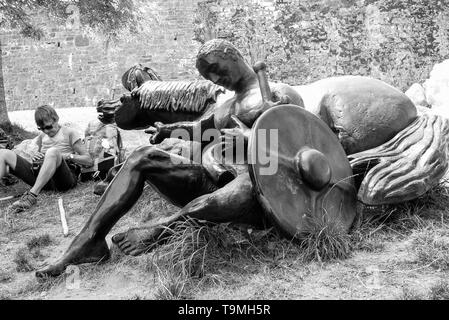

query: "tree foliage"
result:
(0, 0), (140, 39)
(0, 0), (141, 125)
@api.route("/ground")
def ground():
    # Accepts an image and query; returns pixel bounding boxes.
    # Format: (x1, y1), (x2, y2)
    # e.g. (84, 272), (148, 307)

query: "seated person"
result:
(82, 111), (123, 180)
(0, 105), (93, 212)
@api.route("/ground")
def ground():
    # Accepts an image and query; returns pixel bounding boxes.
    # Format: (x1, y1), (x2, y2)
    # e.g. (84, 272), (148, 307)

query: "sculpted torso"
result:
(214, 83), (304, 130)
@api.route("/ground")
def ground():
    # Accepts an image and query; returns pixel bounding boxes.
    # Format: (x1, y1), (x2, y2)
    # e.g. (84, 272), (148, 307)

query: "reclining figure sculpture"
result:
(36, 39), (449, 278)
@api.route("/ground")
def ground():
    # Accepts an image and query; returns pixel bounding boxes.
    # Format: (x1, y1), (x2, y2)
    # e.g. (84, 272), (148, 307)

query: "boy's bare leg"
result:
(29, 147), (63, 195)
(0, 149), (17, 179)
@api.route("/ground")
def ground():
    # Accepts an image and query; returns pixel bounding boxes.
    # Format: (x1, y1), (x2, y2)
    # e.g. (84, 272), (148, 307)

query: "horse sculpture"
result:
(97, 64), (225, 130)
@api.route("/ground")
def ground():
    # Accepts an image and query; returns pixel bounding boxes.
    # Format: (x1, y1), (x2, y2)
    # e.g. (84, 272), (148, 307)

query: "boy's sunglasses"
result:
(37, 124), (54, 131)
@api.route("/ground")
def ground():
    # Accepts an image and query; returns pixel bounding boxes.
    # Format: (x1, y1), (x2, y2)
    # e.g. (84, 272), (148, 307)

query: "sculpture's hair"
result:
(349, 113), (449, 205)
(122, 64), (162, 92)
(196, 39), (244, 64)
(35, 105), (59, 127)
(134, 80), (224, 113)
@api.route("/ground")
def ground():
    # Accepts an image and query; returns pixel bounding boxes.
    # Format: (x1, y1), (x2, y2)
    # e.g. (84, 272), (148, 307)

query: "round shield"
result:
(248, 105), (357, 238)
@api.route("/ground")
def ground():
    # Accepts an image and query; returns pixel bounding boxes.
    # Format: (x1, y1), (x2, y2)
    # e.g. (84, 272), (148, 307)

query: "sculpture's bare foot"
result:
(35, 236), (110, 278)
(111, 227), (165, 256)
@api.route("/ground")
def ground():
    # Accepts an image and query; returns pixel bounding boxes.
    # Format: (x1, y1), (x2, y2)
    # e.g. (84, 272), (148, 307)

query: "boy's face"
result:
(37, 118), (59, 137)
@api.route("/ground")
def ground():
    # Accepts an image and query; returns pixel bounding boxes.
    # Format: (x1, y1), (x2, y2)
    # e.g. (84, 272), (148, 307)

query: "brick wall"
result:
(0, 0), (202, 111)
(2, 0), (448, 112)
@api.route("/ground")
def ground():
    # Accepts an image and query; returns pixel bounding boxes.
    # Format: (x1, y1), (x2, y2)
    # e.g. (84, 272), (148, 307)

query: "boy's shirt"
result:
(39, 126), (82, 158)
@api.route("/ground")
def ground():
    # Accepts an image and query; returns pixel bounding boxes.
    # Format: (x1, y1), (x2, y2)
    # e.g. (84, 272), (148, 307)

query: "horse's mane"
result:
(134, 80), (225, 113)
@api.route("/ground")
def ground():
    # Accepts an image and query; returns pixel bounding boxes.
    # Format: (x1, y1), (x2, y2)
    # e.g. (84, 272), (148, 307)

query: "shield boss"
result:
(248, 105), (357, 238)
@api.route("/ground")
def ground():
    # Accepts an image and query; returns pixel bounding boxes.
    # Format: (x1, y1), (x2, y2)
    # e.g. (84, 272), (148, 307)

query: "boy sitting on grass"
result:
(0, 105), (93, 213)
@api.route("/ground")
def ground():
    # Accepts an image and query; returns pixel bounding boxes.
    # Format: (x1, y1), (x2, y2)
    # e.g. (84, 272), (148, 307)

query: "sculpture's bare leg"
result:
(36, 145), (218, 277)
(111, 172), (262, 256)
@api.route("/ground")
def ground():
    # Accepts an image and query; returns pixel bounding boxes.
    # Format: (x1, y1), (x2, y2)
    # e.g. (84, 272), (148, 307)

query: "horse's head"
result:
(121, 64), (162, 92)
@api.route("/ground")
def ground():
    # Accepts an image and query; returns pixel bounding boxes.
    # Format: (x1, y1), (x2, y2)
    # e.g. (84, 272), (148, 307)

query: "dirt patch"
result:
(1, 180), (448, 300)
(1, 115), (448, 299)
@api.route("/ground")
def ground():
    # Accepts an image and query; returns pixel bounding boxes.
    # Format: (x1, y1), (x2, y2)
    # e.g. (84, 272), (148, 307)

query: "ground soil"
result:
(0, 108), (448, 300)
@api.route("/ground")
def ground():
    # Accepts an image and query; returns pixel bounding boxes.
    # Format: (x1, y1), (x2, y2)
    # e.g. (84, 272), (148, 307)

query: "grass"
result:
(0, 269), (14, 283)
(17, 276), (65, 297)
(410, 224), (449, 271)
(139, 182), (449, 299)
(429, 280), (449, 300)
(399, 287), (426, 300)
(399, 281), (449, 300)
(153, 265), (192, 300)
(1, 165), (449, 299)
(350, 181), (449, 253)
(298, 215), (352, 262)
(26, 234), (52, 250)
(145, 218), (307, 298)
(13, 247), (35, 272)
(0, 122), (37, 146)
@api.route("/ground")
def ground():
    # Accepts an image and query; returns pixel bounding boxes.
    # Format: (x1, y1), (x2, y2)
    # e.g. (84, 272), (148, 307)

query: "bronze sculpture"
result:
(97, 63), (225, 130)
(36, 39), (448, 278)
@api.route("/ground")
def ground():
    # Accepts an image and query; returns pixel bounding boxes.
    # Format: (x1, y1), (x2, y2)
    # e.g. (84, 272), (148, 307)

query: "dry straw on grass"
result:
(351, 181), (449, 251)
(13, 247), (35, 273)
(429, 280), (449, 300)
(26, 234), (52, 250)
(145, 218), (306, 298)
(145, 182), (449, 297)
(410, 223), (449, 271)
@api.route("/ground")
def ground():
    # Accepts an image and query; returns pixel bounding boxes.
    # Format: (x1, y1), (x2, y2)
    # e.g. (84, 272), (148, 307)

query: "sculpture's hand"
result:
(220, 116), (250, 153)
(277, 94), (291, 105)
(145, 122), (169, 144)
(239, 98), (285, 125)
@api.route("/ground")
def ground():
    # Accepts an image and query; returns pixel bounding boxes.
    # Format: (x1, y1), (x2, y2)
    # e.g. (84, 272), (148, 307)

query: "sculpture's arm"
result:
(145, 112), (215, 144)
(237, 84), (304, 128)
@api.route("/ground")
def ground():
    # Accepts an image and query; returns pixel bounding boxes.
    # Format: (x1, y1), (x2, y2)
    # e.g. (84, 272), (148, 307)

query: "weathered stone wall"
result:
(194, 0), (449, 90)
(1, 0), (448, 111)
(0, 0), (202, 112)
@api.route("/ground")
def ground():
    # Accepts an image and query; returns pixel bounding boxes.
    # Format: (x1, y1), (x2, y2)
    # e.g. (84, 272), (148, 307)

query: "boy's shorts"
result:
(10, 154), (78, 191)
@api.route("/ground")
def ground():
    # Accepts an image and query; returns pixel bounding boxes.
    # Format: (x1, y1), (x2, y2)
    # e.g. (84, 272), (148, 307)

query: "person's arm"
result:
(145, 112), (216, 144)
(66, 129), (93, 167)
(104, 125), (119, 155)
(237, 83), (304, 127)
(32, 134), (45, 164)
(67, 139), (94, 167)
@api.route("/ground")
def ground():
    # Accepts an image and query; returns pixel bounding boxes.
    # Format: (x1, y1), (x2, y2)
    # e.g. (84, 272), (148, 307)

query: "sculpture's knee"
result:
(126, 145), (165, 170)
